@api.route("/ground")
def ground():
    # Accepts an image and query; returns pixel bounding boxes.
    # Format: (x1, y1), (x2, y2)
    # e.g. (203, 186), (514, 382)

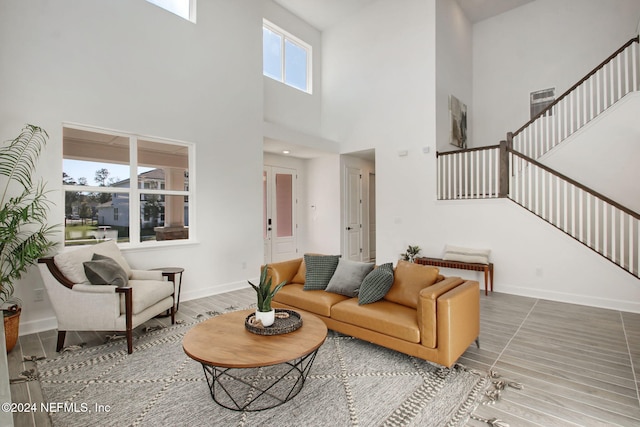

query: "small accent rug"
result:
(33, 308), (507, 426)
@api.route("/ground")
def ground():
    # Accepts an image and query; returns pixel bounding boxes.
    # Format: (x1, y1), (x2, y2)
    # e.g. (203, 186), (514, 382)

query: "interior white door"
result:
(344, 166), (362, 261)
(264, 167), (297, 264)
(369, 172), (376, 262)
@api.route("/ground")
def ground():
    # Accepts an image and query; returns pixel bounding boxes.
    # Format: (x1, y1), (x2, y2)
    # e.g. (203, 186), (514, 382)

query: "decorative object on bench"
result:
(401, 244), (421, 263)
(443, 244), (491, 265)
(248, 264), (286, 327)
(267, 256), (480, 367)
(1, 124), (57, 353)
(37, 240), (175, 354)
(415, 244), (494, 295)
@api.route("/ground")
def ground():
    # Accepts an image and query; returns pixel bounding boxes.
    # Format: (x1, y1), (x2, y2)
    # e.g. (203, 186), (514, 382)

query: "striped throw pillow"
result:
(358, 263), (394, 305)
(303, 254), (341, 290)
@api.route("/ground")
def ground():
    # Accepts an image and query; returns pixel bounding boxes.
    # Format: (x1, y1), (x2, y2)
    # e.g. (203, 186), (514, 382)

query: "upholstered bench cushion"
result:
(331, 298), (421, 344)
(273, 284), (348, 317)
(121, 280), (174, 315)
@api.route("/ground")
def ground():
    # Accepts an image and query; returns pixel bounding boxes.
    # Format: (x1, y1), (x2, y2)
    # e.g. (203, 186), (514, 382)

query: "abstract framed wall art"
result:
(449, 95), (467, 149)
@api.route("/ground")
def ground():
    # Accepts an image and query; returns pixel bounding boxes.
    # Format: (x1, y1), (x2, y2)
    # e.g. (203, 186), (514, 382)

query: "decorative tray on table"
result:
(245, 309), (302, 335)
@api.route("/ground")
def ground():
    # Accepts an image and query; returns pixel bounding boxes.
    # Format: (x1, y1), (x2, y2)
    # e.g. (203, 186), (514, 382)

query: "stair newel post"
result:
(498, 133), (512, 198)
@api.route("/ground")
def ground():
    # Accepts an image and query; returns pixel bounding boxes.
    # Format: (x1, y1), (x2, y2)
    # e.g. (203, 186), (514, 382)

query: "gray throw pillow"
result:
(83, 253), (129, 287)
(303, 254), (340, 290)
(358, 263), (394, 305)
(325, 259), (375, 297)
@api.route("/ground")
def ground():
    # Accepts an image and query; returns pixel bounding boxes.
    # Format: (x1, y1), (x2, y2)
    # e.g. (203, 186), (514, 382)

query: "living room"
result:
(2, 0), (639, 339)
(2, 0), (640, 425)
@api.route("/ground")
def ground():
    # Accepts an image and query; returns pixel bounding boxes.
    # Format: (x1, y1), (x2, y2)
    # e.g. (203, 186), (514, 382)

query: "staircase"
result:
(436, 37), (640, 279)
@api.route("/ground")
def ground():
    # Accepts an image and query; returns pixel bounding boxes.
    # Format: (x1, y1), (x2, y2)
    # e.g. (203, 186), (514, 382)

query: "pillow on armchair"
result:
(83, 253), (129, 287)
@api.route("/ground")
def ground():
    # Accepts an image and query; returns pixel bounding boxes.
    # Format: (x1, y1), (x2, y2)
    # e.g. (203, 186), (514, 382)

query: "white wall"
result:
(472, 0), (640, 147)
(321, 0), (640, 312)
(263, 0), (323, 137)
(435, 0), (473, 152)
(0, 0), (265, 333)
(322, 0), (437, 265)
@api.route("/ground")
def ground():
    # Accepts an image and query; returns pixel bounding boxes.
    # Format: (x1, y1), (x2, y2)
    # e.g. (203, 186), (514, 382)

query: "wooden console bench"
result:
(415, 257), (494, 296)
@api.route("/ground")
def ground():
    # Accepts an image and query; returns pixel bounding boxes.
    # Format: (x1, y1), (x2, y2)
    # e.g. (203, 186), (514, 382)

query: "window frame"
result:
(263, 19), (313, 94)
(145, 0), (197, 23)
(62, 123), (196, 248)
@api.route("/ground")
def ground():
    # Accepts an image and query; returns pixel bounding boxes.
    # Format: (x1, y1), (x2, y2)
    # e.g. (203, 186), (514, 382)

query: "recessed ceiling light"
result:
(282, 150), (290, 154)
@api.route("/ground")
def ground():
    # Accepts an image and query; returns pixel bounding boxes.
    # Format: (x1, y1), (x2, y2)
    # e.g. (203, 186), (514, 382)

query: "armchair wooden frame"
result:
(38, 257), (175, 354)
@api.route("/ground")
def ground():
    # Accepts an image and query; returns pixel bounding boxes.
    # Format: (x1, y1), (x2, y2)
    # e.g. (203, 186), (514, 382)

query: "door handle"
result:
(346, 227), (352, 230)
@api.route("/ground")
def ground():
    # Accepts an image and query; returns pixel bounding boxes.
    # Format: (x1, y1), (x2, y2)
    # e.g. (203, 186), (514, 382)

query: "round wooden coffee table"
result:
(183, 309), (327, 411)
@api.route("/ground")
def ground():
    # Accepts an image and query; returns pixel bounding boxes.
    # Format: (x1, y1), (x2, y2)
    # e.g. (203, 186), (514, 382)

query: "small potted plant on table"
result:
(248, 266), (286, 327)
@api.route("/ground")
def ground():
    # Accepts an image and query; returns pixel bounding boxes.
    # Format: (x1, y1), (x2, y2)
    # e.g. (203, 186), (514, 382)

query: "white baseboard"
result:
(498, 284), (640, 314)
(19, 315), (58, 337)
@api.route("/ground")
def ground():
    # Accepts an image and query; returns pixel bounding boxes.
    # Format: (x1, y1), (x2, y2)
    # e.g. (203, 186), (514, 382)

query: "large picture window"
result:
(62, 125), (193, 246)
(146, 0), (196, 22)
(263, 19), (312, 93)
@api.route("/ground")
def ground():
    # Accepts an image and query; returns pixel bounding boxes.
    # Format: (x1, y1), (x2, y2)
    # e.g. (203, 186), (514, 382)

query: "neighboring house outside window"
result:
(62, 125), (193, 246)
(263, 19), (312, 94)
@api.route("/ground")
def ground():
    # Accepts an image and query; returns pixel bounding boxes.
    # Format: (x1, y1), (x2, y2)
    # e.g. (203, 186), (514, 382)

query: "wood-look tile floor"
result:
(7, 289), (640, 426)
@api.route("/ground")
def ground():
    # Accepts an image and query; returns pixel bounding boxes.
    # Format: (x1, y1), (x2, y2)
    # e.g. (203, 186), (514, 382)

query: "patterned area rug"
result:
(34, 309), (501, 427)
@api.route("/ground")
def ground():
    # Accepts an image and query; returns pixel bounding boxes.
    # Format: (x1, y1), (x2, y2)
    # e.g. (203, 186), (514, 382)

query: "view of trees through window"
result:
(63, 126), (191, 246)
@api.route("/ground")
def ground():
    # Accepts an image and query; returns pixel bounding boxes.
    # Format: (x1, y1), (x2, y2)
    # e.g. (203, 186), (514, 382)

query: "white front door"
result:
(344, 166), (362, 261)
(264, 167), (297, 264)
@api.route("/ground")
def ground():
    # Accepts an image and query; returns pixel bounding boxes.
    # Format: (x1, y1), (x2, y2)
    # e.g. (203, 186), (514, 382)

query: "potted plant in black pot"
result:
(1, 124), (57, 352)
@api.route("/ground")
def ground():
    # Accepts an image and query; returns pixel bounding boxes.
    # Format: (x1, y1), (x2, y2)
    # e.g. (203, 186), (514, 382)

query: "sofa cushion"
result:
(274, 284), (348, 317)
(358, 263), (394, 305)
(303, 254), (340, 290)
(83, 254), (129, 287)
(120, 279), (174, 315)
(331, 298), (420, 343)
(291, 258), (306, 284)
(384, 260), (439, 308)
(325, 259), (374, 297)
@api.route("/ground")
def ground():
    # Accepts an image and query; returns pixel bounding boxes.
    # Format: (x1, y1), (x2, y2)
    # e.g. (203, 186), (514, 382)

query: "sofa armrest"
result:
(264, 258), (303, 286)
(436, 281), (480, 366)
(417, 277), (465, 348)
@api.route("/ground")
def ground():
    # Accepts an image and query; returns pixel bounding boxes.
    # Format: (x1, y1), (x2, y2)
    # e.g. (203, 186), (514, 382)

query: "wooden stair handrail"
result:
(508, 148), (640, 220)
(513, 36), (640, 138)
(436, 144), (500, 157)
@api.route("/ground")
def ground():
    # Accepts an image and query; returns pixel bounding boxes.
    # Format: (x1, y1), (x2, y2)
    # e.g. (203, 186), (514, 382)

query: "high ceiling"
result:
(265, 0), (536, 159)
(273, 0), (535, 30)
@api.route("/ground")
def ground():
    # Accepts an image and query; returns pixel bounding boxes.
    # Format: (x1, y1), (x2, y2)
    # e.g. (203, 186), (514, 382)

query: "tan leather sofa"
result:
(266, 258), (480, 368)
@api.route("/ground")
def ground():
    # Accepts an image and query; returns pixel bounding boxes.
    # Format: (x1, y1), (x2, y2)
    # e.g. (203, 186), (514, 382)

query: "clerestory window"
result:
(263, 19), (312, 94)
(146, 0), (196, 23)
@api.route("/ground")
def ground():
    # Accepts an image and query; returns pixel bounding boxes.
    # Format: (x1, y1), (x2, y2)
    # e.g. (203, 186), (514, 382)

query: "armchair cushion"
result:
(121, 280), (174, 315)
(54, 240), (133, 284)
(83, 254), (128, 287)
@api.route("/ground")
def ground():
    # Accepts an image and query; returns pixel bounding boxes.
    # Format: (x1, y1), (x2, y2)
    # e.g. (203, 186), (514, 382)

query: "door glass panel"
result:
(275, 173), (293, 238)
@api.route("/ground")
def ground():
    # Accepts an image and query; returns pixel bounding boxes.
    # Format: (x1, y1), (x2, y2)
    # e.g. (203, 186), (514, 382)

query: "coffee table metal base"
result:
(201, 349), (319, 411)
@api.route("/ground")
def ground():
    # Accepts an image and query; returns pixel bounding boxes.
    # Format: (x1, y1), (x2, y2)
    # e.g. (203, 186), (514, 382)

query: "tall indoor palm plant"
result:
(1, 124), (57, 351)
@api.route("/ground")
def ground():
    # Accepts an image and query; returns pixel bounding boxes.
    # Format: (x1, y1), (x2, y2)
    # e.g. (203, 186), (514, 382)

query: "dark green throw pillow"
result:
(358, 263), (394, 305)
(303, 254), (340, 290)
(83, 253), (129, 287)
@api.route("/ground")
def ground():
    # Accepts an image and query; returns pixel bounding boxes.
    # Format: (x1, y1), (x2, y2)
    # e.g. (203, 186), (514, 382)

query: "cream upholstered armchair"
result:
(37, 240), (175, 354)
